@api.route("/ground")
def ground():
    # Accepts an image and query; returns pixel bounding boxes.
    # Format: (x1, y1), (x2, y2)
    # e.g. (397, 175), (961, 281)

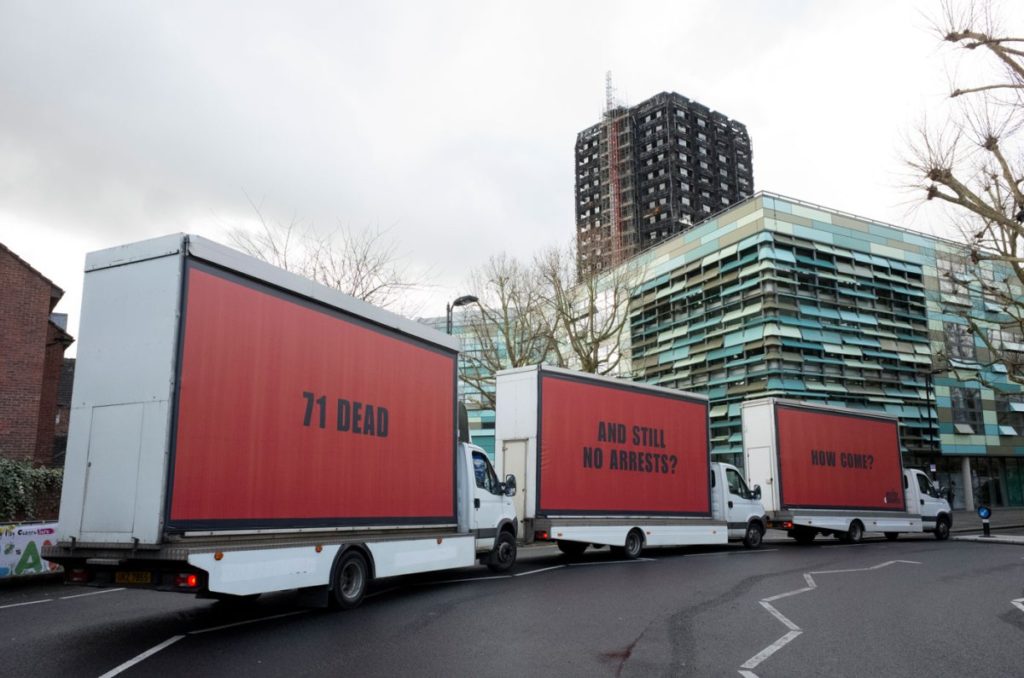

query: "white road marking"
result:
(189, 610), (309, 635)
(98, 609), (313, 675)
(60, 587), (124, 600)
(514, 565), (567, 577)
(567, 557), (655, 567)
(425, 574), (512, 585)
(687, 549), (778, 558)
(0, 598), (53, 610)
(2, 587), (128, 609)
(98, 635), (185, 678)
(739, 629), (802, 670)
(737, 560), (921, 677)
(1011, 598), (1024, 614)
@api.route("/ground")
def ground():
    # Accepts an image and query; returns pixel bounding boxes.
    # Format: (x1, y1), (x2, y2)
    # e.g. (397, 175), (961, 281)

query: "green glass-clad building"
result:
(627, 192), (1024, 509)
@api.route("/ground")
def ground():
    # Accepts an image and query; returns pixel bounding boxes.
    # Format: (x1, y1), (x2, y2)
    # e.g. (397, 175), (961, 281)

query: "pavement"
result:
(950, 507), (1024, 544)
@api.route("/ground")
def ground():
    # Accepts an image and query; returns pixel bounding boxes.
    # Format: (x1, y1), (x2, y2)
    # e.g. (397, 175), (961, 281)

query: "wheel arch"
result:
(497, 518), (518, 539)
(330, 543), (375, 590)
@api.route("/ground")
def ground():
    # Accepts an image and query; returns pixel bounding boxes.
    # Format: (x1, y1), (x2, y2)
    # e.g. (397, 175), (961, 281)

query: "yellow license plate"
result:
(115, 571), (152, 585)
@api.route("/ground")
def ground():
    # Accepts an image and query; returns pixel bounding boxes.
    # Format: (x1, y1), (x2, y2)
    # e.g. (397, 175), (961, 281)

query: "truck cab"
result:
(457, 442), (519, 571)
(903, 469), (952, 540)
(710, 462), (767, 548)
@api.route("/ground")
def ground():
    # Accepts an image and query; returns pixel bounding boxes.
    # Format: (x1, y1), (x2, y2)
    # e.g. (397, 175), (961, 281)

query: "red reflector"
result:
(783, 521), (793, 530)
(535, 531), (549, 541)
(176, 573), (199, 588)
(69, 568), (92, 583)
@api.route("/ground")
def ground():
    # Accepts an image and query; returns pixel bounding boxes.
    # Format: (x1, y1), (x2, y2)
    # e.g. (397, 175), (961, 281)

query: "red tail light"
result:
(68, 568), (92, 583)
(535, 530), (550, 541)
(175, 573), (199, 589)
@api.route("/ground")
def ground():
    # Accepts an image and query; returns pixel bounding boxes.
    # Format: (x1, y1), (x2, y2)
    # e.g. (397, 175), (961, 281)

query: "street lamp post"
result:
(446, 294), (479, 334)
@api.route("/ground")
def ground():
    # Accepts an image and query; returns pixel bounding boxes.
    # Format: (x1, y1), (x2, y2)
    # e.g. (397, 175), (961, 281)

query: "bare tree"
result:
(228, 198), (426, 313)
(535, 241), (643, 376)
(908, 0), (1024, 385)
(458, 254), (556, 409)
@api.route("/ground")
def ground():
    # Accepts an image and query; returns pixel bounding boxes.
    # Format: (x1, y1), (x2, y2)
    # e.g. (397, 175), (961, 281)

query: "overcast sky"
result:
(3, 1), (1021, 349)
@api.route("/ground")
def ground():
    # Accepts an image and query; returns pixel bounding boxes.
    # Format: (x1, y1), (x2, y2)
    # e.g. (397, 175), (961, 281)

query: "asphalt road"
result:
(2, 536), (1022, 678)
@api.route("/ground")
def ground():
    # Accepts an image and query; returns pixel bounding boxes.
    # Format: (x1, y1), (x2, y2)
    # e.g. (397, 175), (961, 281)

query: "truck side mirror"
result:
(752, 485), (761, 500)
(504, 474), (517, 497)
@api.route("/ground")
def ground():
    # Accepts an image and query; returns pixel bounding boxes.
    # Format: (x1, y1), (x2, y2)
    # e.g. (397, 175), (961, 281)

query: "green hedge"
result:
(0, 458), (63, 522)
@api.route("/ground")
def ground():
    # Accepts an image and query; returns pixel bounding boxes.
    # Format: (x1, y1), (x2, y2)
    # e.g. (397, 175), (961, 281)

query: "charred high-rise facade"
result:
(575, 92), (753, 274)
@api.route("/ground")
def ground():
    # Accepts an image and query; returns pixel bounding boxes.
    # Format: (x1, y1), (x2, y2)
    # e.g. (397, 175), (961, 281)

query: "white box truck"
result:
(45, 234), (518, 608)
(742, 398), (952, 543)
(495, 365), (766, 558)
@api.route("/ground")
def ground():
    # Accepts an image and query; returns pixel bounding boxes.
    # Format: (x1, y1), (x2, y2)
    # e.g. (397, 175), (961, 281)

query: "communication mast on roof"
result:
(605, 71), (613, 113)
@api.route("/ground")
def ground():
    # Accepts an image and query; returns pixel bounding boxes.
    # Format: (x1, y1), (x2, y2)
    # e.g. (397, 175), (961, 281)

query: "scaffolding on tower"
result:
(605, 72), (625, 267)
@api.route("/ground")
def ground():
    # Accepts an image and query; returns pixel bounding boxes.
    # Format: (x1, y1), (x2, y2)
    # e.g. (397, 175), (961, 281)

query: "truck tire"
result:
(556, 540), (588, 559)
(622, 530), (645, 560)
(884, 532), (899, 541)
(743, 522), (764, 549)
(486, 530), (517, 572)
(331, 551), (369, 610)
(934, 517), (951, 541)
(839, 521), (864, 544)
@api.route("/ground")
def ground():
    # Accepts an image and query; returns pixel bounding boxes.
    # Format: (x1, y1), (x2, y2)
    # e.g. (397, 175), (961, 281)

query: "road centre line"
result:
(513, 565), (566, 577)
(687, 549), (779, 558)
(0, 598), (52, 610)
(99, 610), (313, 676)
(738, 560), (921, 677)
(98, 635), (186, 678)
(425, 574), (513, 585)
(60, 587), (124, 600)
(189, 610), (310, 635)
(567, 557), (656, 566)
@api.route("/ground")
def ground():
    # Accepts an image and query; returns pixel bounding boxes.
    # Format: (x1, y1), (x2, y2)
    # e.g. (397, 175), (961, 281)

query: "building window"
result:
(951, 387), (983, 434)
(945, 322), (976, 361)
(996, 392), (1024, 436)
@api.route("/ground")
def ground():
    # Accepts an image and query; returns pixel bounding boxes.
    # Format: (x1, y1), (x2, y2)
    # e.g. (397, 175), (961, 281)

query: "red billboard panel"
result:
(538, 373), (710, 516)
(168, 263), (456, 529)
(775, 404), (905, 511)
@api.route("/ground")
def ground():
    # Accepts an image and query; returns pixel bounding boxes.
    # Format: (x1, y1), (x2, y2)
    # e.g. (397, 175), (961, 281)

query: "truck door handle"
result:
(474, 498), (480, 509)
(728, 500), (733, 509)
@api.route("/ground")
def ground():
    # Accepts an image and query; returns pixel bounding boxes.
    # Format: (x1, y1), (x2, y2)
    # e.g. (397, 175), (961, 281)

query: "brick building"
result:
(0, 243), (74, 467)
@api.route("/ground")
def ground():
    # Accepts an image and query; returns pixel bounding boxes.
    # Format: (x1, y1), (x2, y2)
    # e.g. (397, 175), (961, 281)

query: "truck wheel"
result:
(934, 517), (951, 541)
(840, 521), (864, 544)
(791, 527), (816, 544)
(884, 532), (899, 541)
(623, 530), (644, 560)
(556, 540), (588, 559)
(486, 531), (517, 572)
(743, 522), (764, 549)
(331, 551), (369, 610)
